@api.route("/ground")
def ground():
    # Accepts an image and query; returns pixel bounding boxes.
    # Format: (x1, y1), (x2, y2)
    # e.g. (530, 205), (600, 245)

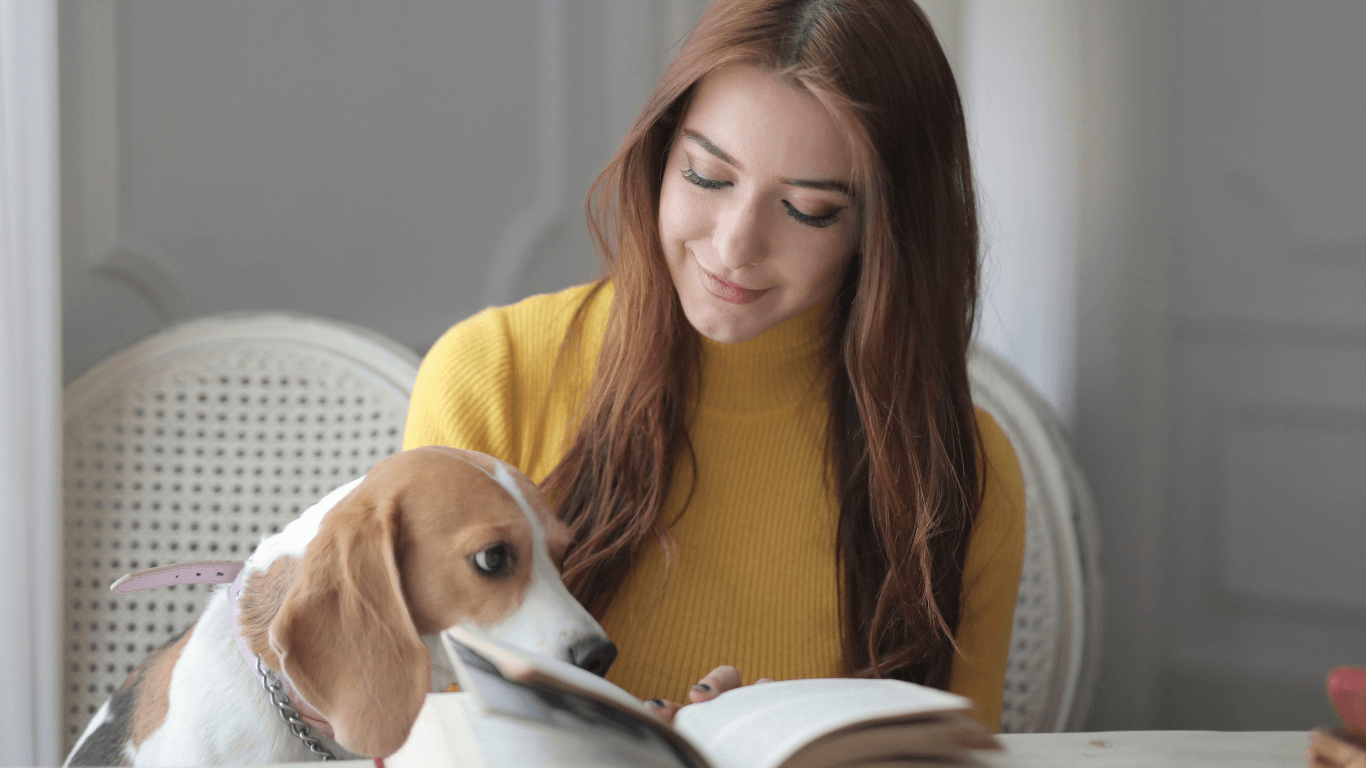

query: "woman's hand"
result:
(644, 665), (774, 725)
(1309, 730), (1366, 768)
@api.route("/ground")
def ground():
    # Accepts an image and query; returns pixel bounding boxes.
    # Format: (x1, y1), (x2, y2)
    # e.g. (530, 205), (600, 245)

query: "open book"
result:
(386, 626), (1000, 768)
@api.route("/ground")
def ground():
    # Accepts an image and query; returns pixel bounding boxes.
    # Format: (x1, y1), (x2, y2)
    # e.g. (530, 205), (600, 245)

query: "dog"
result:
(63, 446), (616, 767)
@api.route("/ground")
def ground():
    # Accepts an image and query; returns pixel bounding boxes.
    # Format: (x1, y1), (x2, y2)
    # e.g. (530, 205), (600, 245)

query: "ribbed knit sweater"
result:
(403, 282), (1025, 731)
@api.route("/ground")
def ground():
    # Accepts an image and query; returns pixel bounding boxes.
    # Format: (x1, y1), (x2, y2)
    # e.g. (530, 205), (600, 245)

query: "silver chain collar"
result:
(254, 655), (338, 761)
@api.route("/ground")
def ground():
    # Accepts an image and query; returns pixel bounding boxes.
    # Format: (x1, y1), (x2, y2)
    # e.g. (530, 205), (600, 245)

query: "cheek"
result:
(657, 177), (712, 260)
(656, 180), (685, 257)
(402, 558), (532, 634)
(453, 577), (532, 630)
(776, 232), (857, 292)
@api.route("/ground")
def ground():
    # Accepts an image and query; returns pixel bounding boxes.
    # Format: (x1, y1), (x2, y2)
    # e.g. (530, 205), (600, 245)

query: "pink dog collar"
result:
(112, 560), (334, 738)
(110, 561), (244, 593)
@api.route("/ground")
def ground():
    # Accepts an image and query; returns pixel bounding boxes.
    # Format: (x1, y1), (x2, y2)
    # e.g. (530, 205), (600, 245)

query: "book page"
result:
(389, 692), (686, 768)
(441, 628), (711, 768)
(778, 719), (999, 768)
(386, 692), (485, 768)
(671, 678), (990, 768)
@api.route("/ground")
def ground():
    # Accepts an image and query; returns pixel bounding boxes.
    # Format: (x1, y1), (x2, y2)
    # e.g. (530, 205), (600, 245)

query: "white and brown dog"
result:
(63, 446), (615, 767)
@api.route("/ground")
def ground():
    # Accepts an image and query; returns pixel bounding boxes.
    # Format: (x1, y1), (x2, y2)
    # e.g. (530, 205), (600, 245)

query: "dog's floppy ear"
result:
(269, 483), (430, 758)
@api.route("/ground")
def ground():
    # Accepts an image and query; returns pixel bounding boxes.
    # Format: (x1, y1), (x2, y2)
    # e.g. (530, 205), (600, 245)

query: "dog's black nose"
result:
(568, 637), (617, 677)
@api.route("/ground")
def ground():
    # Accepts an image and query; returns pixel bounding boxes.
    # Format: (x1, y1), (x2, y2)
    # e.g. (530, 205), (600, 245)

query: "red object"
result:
(1328, 667), (1366, 737)
(373, 759), (385, 768)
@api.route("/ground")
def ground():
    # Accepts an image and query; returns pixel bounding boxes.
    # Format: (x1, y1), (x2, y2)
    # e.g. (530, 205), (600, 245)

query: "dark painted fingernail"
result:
(646, 698), (665, 707)
(691, 683), (711, 693)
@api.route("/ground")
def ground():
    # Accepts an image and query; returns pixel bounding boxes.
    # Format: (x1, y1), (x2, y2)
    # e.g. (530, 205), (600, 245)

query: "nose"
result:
(567, 637), (618, 678)
(714, 198), (767, 270)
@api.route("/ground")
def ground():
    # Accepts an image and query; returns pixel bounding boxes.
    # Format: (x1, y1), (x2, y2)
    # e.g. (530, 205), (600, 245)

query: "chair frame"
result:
(62, 316), (1100, 741)
(969, 344), (1104, 732)
(65, 312), (420, 418)
(61, 311), (420, 752)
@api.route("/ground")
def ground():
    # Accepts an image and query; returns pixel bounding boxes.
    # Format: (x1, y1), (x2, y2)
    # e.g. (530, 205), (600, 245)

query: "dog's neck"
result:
(225, 564), (333, 737)
(113, 559), (334, 739)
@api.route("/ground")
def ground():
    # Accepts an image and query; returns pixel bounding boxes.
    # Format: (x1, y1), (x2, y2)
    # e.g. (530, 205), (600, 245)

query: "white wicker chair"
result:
(969, 344), (1103, 733)
(61, 318), (1095, 744)
(60, 312), (420, 752)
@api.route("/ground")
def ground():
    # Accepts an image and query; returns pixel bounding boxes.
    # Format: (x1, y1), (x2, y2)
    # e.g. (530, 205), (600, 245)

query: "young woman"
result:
(403, 0), (1025, 731)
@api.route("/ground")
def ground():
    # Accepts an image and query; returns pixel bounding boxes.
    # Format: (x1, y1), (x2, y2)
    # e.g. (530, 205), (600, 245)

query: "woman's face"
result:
(658, 65), (860, 344)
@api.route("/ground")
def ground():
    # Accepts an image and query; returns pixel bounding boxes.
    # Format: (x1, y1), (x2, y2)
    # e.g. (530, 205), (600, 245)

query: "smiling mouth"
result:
(700, 267), (769, 305)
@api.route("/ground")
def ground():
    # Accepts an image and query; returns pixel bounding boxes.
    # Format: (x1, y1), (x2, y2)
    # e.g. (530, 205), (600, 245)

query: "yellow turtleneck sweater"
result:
(403, 283), (1025, 731)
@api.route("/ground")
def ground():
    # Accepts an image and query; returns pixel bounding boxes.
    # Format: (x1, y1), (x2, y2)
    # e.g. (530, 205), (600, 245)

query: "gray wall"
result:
(60, 0), (709, 379)
(58, 0), (1366, 732)
(1150, 0), (1366, 729)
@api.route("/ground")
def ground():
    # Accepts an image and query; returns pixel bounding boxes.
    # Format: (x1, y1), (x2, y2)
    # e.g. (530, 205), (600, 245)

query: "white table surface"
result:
(980, 731), (1309, 767)
(247, 730), (1312, 768)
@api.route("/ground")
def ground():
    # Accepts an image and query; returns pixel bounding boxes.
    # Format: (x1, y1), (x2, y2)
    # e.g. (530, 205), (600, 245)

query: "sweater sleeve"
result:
(402, 283), (608, 477)
(402, 305), (520, 465)
(947, 408), (1027, 732)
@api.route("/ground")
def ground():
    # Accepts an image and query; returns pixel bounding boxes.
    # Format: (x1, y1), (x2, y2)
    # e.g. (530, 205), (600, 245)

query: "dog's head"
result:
(264, 446), (613, 757)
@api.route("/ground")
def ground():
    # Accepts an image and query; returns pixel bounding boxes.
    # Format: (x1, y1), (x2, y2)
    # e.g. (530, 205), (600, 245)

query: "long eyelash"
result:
(682, 166), (840, 228)
(682, 165), (727, 190)
(782, 200), (842, 229)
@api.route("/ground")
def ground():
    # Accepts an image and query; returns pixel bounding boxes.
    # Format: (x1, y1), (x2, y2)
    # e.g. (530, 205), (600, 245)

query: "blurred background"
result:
(2, 0), (1365, 763)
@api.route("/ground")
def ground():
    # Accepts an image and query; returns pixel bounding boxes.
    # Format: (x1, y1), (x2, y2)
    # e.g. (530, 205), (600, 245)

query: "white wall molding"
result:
(485, 0), (700, 306)
(69, 0), (118, 269)
(484, 0), (570, 307)
(0, 1), (63, 763)
(1221, 168), (1366, 263)
(67, 0), (191, 328)
(94, 241), (194, 323)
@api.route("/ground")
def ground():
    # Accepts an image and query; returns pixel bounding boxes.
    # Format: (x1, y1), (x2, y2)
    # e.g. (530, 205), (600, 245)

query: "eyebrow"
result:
(783, 177), (854, 197)
(681, 129), (854, 199)
(683, 130), (741, 169)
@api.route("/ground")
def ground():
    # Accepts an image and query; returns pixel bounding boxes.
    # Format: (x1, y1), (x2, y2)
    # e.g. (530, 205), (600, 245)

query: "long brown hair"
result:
(542, 0), (982, 688)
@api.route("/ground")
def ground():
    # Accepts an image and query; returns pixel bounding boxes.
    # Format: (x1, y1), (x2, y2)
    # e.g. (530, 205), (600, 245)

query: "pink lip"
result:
(700, 267), (769, 305)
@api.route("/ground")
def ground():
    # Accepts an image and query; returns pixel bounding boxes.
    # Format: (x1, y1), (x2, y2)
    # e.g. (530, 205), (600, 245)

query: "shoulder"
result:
(495, 281), (612, 336)
(432, 282), (608, 360)
(403, 283), (611, 457)
(965, 407), (1026, 585)
(946, 408), (1026, 730)
(418, 282), (610, 387)
(975, 408), (1023, 506)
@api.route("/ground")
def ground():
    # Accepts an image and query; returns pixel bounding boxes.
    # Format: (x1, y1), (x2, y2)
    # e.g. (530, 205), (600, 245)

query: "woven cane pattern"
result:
(999, 469), (1062, 732)
(969, 345), (1103, 733)
(61, 316), (417, 751)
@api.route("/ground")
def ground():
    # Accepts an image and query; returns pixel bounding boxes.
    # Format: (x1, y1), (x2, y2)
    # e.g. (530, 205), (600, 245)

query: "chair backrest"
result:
(61, 312), (420, 752)
(968, 344), (1104, 733)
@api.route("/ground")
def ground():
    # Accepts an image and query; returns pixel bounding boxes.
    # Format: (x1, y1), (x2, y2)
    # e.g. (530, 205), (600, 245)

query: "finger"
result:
(1308, 744), (1342, 768)
(689, 665), (742, 703)
(645, 698), (682, 725)
(1311, 730), (1366, 768)
(1307, 747), (1336, 768)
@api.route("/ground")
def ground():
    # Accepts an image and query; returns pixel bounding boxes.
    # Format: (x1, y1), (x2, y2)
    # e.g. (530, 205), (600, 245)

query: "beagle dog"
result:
(63, 446), (616, 767)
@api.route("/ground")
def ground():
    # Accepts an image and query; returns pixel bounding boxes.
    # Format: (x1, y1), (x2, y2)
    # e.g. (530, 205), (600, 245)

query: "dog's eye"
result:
(472, 545), (510, 576)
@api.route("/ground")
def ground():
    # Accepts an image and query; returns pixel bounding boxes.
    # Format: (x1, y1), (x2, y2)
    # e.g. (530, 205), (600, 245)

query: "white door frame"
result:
(0, 0), (63, 764)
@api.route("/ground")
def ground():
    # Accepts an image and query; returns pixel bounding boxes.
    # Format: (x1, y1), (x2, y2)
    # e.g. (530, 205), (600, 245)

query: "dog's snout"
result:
(568, 637), (617, 677)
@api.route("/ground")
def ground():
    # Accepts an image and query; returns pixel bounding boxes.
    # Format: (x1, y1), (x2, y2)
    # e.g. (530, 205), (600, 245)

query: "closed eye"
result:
(682, 165), (729, 190)
(782, 200), (842, 229)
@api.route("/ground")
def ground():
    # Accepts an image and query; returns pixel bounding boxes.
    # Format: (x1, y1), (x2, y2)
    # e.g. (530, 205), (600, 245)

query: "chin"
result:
(698, 326), (758, 344)
(686, 308), (765, 344)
